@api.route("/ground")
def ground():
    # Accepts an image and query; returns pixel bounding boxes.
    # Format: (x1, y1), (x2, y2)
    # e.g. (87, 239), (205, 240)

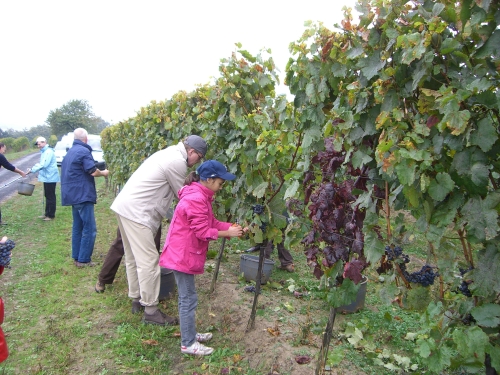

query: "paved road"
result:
(0, 152), (42, 203)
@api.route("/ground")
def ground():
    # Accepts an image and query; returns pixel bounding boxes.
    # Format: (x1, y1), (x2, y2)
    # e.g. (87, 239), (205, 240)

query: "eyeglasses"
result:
(195, 151), (203, 160)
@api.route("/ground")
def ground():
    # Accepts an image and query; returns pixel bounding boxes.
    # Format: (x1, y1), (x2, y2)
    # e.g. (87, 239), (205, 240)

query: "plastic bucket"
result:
(240, 254), (275, 284)
(159, 267), (176, 301)
(338, 276), (368, 313)
(18, 182), (35, 196)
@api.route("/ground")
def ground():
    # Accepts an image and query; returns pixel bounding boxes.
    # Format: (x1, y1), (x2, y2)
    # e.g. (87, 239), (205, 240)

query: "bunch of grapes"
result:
(384, 245), (409, 263)
(456, 267), (474, 297)
(252, 204), (265, 214)
(401, 264), (438, 287)
(0, 239), (15, 267)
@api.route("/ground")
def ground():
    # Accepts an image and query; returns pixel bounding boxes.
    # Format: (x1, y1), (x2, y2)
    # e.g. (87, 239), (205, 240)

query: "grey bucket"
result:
(159, 267), (176, 301)
(240, 254), (275, 284)
(18, 182), (35, 196)
(338, 276), (368, 313)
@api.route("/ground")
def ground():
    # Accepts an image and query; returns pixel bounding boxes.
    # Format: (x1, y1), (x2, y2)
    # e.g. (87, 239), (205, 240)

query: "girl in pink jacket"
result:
(159, 160), (243, 356)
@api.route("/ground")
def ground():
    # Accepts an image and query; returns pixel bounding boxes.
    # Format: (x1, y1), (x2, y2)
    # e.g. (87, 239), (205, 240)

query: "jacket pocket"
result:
(187, 247), (206, 273)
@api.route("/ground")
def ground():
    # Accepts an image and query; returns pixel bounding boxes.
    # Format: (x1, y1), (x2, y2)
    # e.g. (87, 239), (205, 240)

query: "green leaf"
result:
(364, 230), (384, 264)
(470, 117), (498, 152)
(460, 196), (500, 242)
(471, 304), (500, 328)
(359, 52), (386, 80)
(440, 38), (461, 54)
(475, 29), (500, 58)
(252, 181), (268, 199)
(460, 0), (473, 32)
(428, 172), (455, 201)
(453, 326), (489, 362)
(351, 150), (373, 168)
(395, 159), (416, 185)
(284, 180), (300, 200)
(486, 344), (500, 373)
(470, 242), (500, 296)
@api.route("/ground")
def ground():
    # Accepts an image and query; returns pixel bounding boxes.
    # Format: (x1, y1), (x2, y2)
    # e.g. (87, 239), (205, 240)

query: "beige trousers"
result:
(116, 214), (160, 307)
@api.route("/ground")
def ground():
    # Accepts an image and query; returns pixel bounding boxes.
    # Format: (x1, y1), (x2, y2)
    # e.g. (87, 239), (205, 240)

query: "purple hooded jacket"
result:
(159, 182), (231, 274)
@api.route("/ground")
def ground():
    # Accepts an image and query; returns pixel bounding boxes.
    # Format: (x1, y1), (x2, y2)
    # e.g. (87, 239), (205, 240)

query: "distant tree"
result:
(0, 128), (7, 138)
(12, 137), (30, 152)
(46, 99), (100, 138)
(4, 125), (52, 140)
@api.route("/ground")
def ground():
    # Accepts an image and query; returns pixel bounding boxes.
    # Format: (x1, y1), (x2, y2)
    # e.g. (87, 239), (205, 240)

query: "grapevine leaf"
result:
(326, 278), (359, 308)
(452, 326), (489, 363)
(443, 109), (470, 135)
(302, 127), (322, 150)
(430, 193), (464, 227)
(351, 150), (373, 169)
(416, 339), (433, 358)
(428, 172), (455, 201)
(252, 181), (268, 199)
(423, 345), (453, 373)
(486, 344), (500, 374)
(469, 242), (500, 296)
(460, 197), (500, 242)
(470, 117), (498, 152)
(359, 52), (386, 80)
(284, 180), (300, 200)
(471, 304), (500, 328)
(364, 230), (384, 264)
(395, 159), (416, 185)
(475, 29), (500, 58)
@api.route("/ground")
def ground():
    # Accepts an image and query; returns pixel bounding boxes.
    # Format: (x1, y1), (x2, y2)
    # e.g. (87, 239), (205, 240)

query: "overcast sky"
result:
(0, 0), (356, 132)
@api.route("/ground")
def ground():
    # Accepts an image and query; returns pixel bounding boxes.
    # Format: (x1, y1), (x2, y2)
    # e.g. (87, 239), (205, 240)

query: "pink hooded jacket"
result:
(159, 182), (232, 274)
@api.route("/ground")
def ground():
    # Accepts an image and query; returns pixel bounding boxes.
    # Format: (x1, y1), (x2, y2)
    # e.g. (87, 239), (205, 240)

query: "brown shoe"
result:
(95, 280), (105, 293)
(75, 261), (96, 268)
(280, 264), (295, 272)
(142, 309), (179, 326)
(131, 301), (144, 314)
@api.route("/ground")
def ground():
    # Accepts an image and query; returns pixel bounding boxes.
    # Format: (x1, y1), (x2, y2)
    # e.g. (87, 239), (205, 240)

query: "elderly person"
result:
(0, 142), (27, 225)
(110, 135), (207, 325)
(61, 128), (109, 268)
(27, 137), (60, 221)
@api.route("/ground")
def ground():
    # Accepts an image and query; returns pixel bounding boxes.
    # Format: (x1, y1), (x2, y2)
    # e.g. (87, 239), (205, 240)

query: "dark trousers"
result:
(263, 233), (294, 267)
(98, 226), (162, 285)
(44, 182), (57, 218)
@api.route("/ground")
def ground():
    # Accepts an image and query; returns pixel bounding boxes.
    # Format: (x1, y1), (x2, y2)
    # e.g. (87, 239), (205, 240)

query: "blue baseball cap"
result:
(196, 160), (236, 181)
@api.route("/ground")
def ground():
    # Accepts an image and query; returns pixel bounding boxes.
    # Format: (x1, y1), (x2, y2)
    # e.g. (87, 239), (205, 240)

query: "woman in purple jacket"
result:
(159, 160), (243, 356)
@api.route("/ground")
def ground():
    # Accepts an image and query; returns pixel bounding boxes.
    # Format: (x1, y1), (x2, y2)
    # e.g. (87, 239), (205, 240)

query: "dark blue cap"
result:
(196, 160), (236, 181)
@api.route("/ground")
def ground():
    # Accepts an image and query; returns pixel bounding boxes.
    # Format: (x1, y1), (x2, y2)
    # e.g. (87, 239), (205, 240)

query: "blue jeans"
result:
(174, 271), (198, 347)
(71, 203), (97, 263)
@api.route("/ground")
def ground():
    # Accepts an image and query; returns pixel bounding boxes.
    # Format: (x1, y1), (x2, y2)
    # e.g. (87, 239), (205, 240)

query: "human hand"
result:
(20, 171), (27, 178)
(26, 168), (31, 174)
(228, 224), (243, 238)
(0, 236), (7, 244)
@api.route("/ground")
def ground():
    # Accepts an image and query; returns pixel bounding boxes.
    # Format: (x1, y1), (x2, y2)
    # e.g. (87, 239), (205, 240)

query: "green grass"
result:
(0, 178), (469, 375)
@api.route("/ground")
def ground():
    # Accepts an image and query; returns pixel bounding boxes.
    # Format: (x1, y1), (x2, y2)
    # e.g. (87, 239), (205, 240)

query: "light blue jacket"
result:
(31, 145), (60, 183)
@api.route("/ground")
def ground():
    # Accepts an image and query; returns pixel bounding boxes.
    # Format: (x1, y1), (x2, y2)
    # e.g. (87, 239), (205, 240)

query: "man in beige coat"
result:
(110, 135), (207, 325)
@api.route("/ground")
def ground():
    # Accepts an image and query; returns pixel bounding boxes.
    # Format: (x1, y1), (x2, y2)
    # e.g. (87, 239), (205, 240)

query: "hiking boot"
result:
(196, 332), (213, 343)
(142, 309), (178, 326)
(280, 264), (295, 272)
(95, 280), (105, 293)
(181, 341), (214, 356)
(75, 261), (96, 268)
(131, 301), (144, 314)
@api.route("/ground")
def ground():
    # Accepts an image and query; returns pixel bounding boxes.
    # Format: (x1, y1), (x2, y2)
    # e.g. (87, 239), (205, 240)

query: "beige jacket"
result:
(111, 142), (187, 232)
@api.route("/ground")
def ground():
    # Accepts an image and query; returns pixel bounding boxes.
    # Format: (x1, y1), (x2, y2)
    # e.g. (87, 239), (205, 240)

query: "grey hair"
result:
(74, 128), (88, 141)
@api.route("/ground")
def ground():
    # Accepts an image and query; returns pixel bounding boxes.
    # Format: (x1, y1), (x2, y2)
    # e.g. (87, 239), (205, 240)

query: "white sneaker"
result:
(181, 341), (214, 356)
(196, 332), (213, 343)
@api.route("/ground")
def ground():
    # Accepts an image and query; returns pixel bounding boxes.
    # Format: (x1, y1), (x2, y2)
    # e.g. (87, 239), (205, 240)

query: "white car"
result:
(55, 133), (105, 167)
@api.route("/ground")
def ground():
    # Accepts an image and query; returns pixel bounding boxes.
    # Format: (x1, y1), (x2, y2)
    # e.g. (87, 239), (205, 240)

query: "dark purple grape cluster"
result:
(384, 245), (410, 263)
(456, 267), (474, 297)
(402, 264), (438, 287)
(0, 239), (15, 267)
(252, 204), (265, 214)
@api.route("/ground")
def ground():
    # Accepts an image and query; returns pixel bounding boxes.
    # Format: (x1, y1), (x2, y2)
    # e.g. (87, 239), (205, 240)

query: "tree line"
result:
(1, 99), (111, 150)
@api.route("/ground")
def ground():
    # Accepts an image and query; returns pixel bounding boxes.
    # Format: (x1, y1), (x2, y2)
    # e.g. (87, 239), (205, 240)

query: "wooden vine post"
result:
(246, 245), (266, 332)
(209, 237), (227, 293)
(315, 307), (337, 375)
